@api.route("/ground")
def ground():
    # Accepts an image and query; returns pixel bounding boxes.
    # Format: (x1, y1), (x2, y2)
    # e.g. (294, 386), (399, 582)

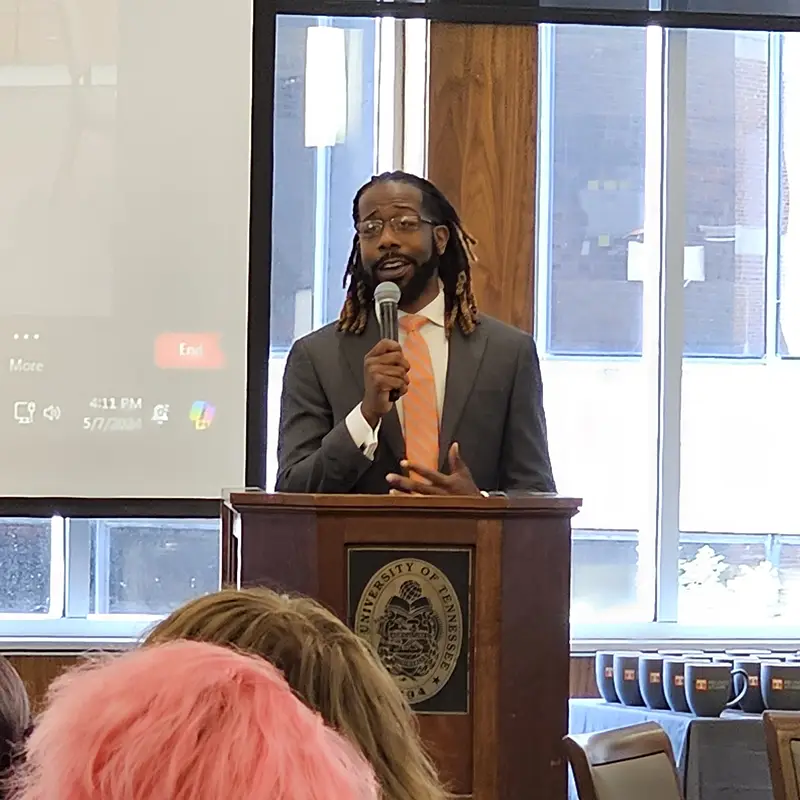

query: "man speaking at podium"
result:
(276, 172), (555, 496)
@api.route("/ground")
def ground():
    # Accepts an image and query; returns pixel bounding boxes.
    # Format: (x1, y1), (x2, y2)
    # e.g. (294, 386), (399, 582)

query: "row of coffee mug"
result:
(596, 650), (800, 717)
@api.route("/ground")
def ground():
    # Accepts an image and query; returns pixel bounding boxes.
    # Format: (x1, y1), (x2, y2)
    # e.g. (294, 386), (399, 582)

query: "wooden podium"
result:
(221, 492), (580, 800)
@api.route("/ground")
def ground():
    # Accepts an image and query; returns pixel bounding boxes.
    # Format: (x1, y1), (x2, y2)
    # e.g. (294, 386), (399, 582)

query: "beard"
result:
(362, 248), (440, 308)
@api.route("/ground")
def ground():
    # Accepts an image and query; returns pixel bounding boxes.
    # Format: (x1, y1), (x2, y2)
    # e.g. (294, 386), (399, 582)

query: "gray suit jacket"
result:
(275, 313), (556, 494)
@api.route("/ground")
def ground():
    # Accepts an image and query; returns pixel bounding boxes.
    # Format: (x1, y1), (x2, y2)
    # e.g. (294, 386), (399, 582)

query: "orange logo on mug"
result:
(674, 675), (685, 687)
(604, 666), (613, 678)
(624, 669), (636, 681)
(695, 679), (708, 691)
(749, 676), (759, 687)
(772, 678), (785, 691)
(649, 672), (661, 684)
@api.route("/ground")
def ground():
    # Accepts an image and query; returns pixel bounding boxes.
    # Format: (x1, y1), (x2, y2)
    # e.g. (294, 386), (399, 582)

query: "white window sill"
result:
(572, 621), (800, 654)
(0, 616), (158, 650)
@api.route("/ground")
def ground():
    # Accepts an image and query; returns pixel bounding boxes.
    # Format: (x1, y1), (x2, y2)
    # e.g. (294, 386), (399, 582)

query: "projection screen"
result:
(0, 0), (252, 498)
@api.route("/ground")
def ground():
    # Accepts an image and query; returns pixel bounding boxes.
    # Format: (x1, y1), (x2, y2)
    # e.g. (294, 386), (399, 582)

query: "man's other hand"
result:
(386, 443), (480, 496)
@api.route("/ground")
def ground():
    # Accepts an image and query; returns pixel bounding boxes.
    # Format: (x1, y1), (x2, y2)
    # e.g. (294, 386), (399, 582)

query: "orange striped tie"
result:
(399, 314), (439, 477)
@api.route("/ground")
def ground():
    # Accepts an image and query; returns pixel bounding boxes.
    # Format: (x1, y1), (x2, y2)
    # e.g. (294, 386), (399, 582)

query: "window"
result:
(268, 16), (380, 492)
(266, 15), (425, 489)
(0, 519), (54, 615)
(539, 24), (800, 639)
(85, 519), (219, 615)
(538, 25), (657, 623)
(0, 516), (219, 640)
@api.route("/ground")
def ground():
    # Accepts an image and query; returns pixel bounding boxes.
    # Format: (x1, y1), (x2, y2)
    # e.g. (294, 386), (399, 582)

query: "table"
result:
(569, 699), (772, 800)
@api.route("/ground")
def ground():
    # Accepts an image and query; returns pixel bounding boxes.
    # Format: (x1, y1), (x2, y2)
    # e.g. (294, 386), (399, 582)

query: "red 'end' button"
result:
(155, 333), (225, 369)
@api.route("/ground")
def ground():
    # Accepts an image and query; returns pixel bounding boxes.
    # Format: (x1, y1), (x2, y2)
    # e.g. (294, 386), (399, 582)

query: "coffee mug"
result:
(762, 662), (800, 710)
(664, 657), (713, 713)
(595, 652), (619, 703)
(664, 657), (706, 713)
(639, 654), (668, 710)
(733, 658), (764, 714)
(613, 653), (644, 706)
(685, 662), (748, 717)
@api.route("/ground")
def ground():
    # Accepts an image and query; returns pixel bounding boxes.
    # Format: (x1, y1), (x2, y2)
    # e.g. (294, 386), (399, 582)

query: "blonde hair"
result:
(144, 588), (448, 800)
(0, 656), (30, 800)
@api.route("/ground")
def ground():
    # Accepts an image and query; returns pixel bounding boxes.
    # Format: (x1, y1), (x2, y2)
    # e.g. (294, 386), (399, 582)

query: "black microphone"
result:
(374, 281), (402, 402)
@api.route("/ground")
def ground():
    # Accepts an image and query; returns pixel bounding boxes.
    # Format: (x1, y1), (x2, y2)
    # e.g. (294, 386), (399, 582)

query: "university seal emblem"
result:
(354, 558), (464, 704)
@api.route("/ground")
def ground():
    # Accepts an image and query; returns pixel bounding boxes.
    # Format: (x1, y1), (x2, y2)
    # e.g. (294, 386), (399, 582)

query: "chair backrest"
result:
(563, 722), (683, 800)
(764, 711), (800, 800)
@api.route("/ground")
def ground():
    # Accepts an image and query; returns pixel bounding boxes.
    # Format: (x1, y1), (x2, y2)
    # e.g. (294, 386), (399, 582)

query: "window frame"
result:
(0, 516), (220, 644)
(537, 23), (800, 646)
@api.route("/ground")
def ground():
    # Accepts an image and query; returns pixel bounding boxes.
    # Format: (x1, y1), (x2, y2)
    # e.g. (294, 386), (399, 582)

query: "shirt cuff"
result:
(345, 404), (381, 460)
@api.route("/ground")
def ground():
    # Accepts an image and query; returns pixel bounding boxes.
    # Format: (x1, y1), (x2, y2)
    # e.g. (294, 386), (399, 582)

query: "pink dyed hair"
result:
(14, 641), (378, 800)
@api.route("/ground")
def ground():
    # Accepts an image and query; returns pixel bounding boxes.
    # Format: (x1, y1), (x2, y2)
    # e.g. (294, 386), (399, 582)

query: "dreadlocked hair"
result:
(337, 171), (480, 337)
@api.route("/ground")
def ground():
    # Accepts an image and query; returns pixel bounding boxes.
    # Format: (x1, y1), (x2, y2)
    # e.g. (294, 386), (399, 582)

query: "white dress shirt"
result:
(345, 289), (448, 459)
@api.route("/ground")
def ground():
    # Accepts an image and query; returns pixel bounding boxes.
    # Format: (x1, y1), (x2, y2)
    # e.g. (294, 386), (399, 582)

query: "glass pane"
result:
(571, 531), (642, 621)
(541, 25), (655, 622)
(773, 538), (800, 614)
(267, 15), (382, 490)
(0, 519), (52, 613)
(545, 26), (646, 356)
(90, 519), (219, 614)
(683, 31), (767, 357)
(780, 32), (800, 356)
(678, 31), (795, 622)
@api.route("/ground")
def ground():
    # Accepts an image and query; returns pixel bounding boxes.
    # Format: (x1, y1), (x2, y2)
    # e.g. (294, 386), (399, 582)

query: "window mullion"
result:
(402, 18), (429, 175)
(765, 33), (782, 360)
(655, 27), (688, 624)
(48, 515), (66, 619)
(64, 519), (92, 619)
(534, 23), (555, 346)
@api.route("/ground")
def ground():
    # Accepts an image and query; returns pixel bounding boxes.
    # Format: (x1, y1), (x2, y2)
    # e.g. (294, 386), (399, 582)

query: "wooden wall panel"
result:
(6, 654), (81, 712)
(570, 656), (600, 699)
(4, 654), (600, 715)
(428, 23), (538, 333)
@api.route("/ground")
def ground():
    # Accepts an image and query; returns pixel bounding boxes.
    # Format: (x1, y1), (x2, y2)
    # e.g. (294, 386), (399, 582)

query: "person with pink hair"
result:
(12, 640), (378, 800)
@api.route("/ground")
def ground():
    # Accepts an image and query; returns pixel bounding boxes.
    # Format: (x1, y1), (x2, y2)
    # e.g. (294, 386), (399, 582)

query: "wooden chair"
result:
(563, 722), (684, 800)
(763, 711), (800, 800)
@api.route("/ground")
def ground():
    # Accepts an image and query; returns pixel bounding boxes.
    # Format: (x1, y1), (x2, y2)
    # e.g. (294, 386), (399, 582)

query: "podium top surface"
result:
(226, 491), (581, 517)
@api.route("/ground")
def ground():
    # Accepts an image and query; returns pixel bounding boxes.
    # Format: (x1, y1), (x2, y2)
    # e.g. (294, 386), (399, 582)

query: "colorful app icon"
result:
(189, 401), (215, 431)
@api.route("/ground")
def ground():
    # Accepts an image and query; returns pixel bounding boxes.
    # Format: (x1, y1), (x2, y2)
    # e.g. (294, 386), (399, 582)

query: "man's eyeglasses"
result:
(355, 215), (436, 239)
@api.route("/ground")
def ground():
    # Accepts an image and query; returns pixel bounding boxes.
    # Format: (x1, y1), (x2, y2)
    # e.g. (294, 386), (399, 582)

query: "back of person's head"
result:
(13, 640), (377, 800)
(145, 588), (448, 800)
(0, 657), (30, 800)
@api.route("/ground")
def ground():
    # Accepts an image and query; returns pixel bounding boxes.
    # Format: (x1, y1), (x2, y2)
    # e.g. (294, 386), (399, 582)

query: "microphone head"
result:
(374, 281), (402, 306)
